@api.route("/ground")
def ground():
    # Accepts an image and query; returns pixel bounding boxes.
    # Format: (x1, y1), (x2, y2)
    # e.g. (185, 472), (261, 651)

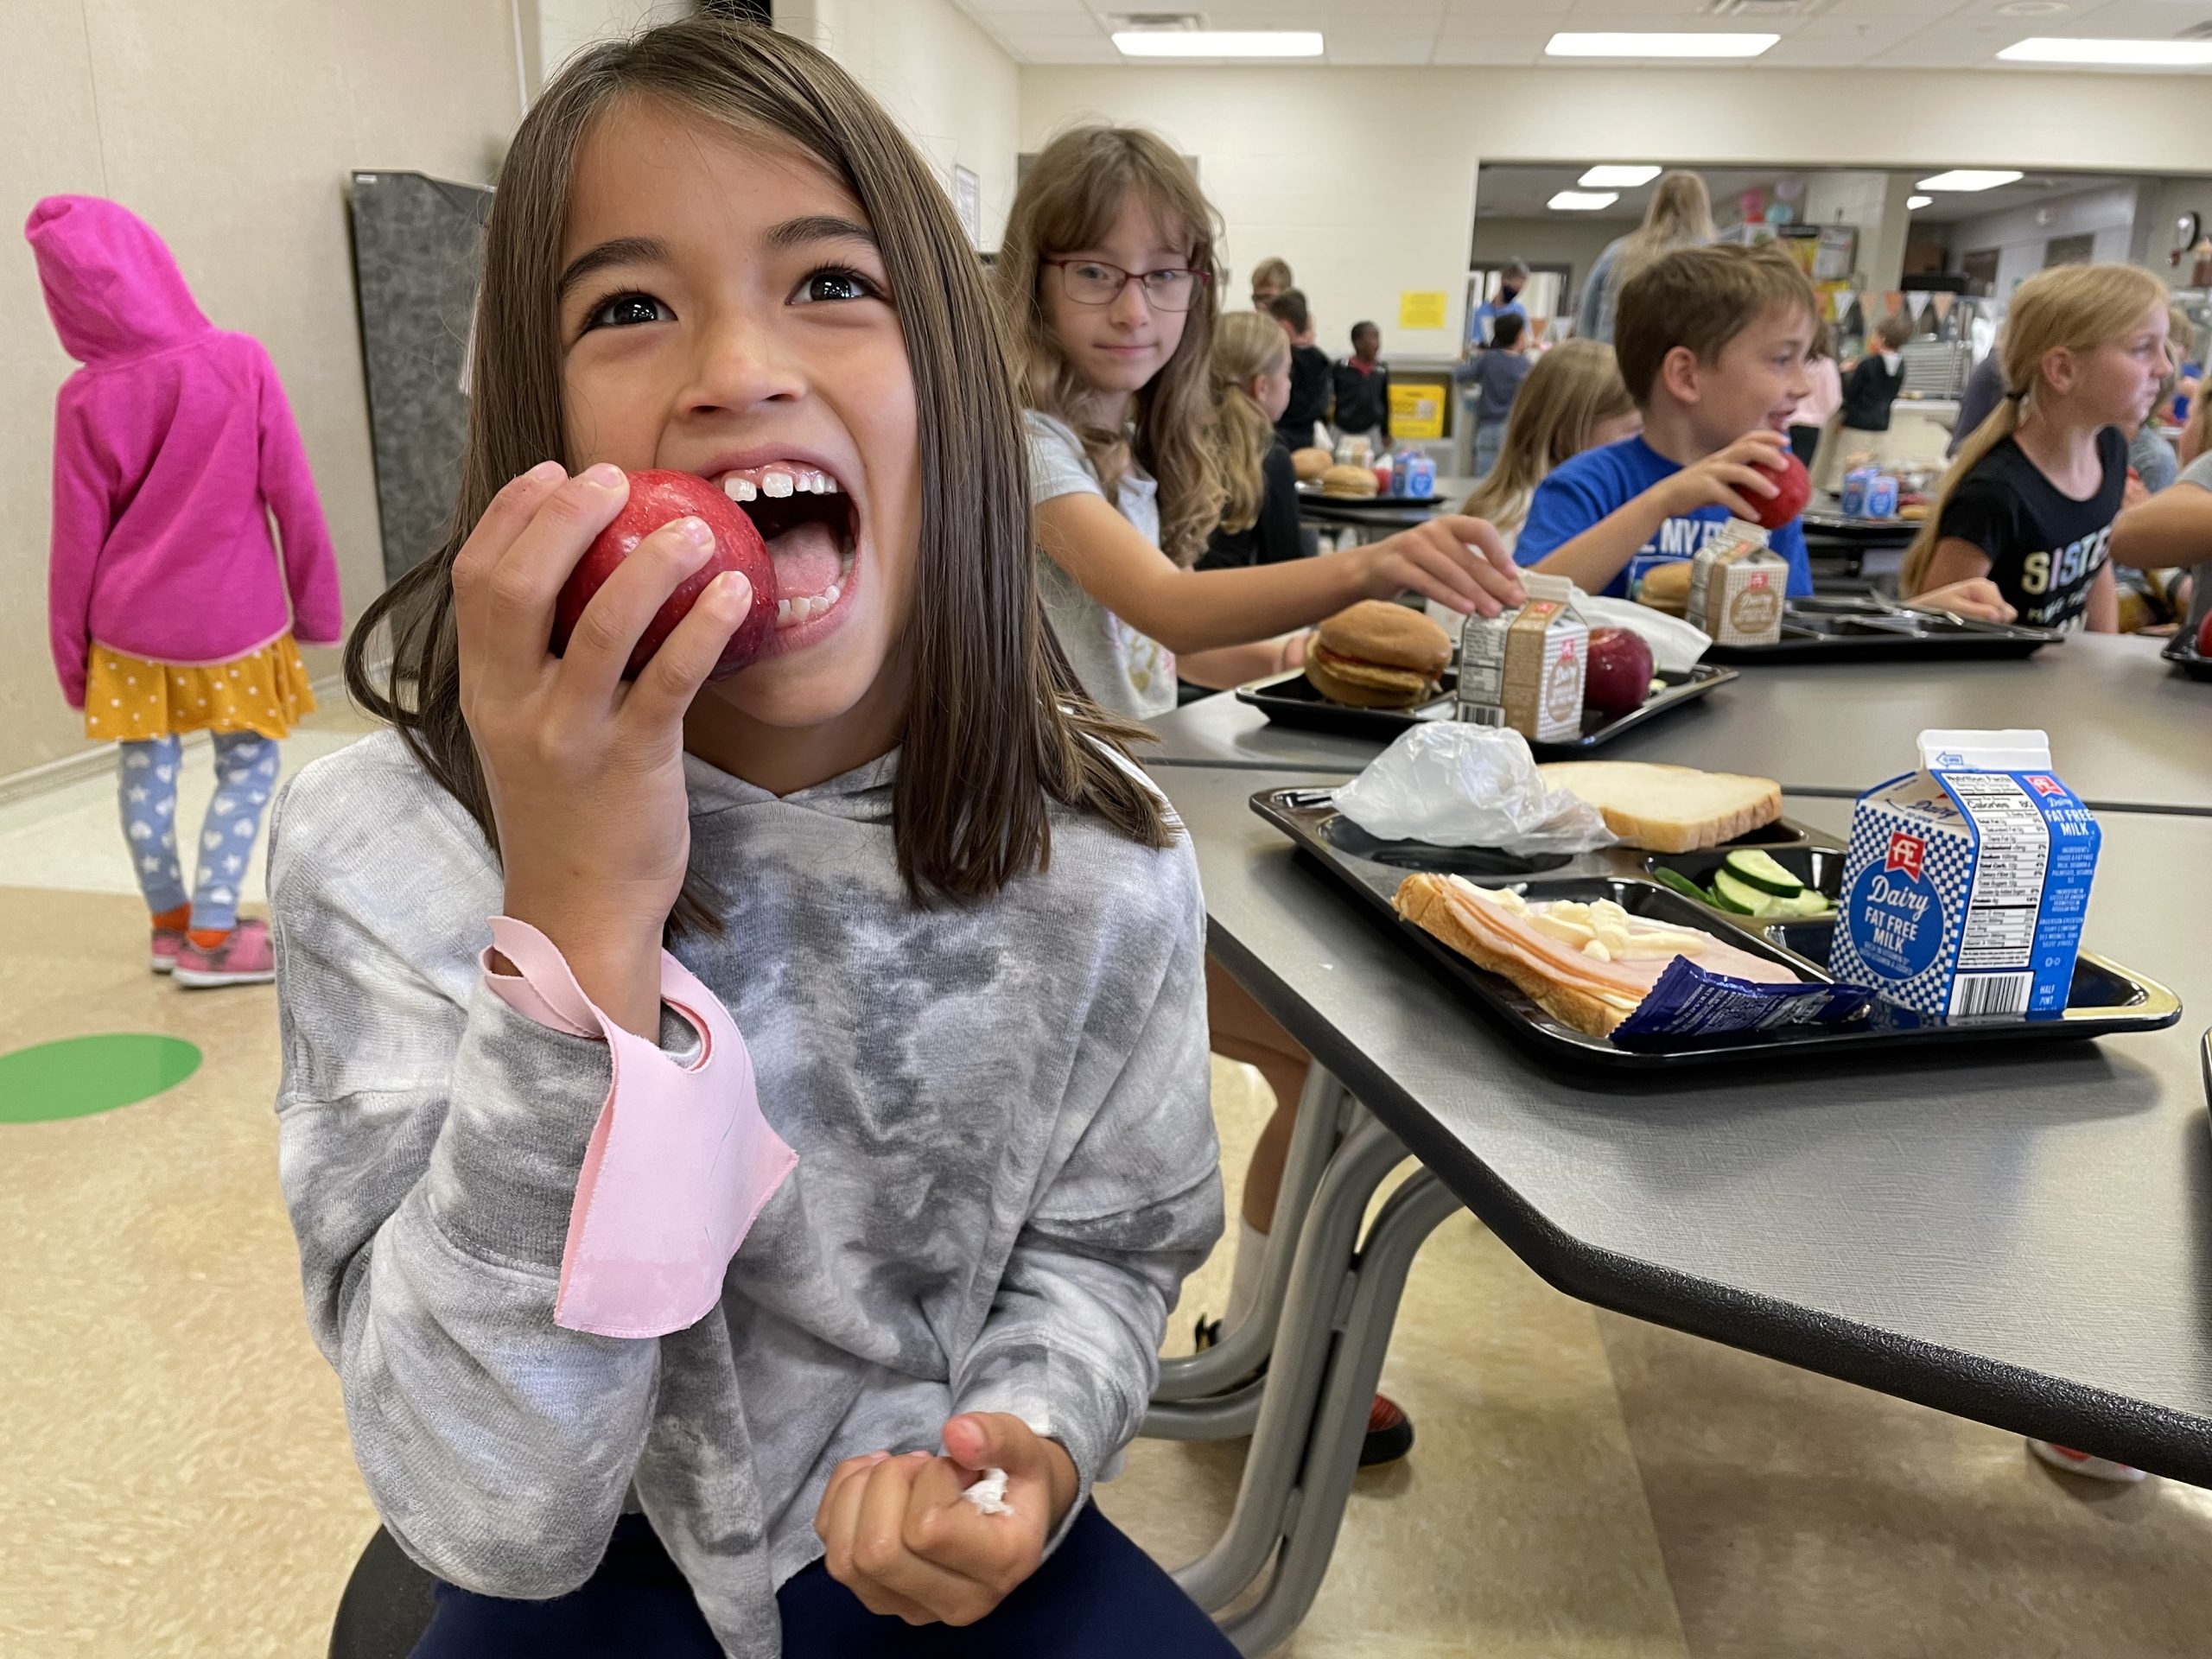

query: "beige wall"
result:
(785, 0), (1020, 250)
(1, 0), (522, 782)
(1020, 63), (2212, 365)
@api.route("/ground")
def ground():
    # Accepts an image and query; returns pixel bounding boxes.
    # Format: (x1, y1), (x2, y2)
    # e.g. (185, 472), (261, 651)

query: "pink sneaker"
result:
(2028, 1440), (2146, 1484)
(150, 925), (187, 975)
(174, 918), (276, 989)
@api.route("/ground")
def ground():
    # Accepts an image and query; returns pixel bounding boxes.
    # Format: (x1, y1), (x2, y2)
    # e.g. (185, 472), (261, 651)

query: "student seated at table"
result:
(1514, 244), (2011, 623)
(1266, 288), (1334, 451)
(1456, 338), (1639, 555)
(1902, 263), (2171, 633)
(2107, 428), (2212, 646)
(999, 124), (1527, 1467)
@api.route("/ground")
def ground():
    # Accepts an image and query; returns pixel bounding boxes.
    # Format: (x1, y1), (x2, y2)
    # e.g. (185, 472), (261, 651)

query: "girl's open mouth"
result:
(714, 463), (860, 633)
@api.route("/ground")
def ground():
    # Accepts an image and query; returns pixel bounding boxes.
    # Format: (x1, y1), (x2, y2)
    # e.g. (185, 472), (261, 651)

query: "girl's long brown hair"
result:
(1902, 261), (2165, 595)
(345, 18), (1172, 921)
(995, 126), (1225, 566)
(1211, 311), (1291, 535)
(1459, 340), (1635, 532)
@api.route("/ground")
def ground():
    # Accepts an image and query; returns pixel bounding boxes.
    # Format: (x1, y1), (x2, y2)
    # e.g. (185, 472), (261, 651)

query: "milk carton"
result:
(1685, 520), (1787, 646)
(1455, 574), (1589, 744)
(1828, 730), (2101, 1020)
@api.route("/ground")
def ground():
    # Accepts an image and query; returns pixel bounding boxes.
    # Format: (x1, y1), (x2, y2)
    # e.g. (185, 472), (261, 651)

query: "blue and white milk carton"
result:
(1828, 730), (2100, 1020)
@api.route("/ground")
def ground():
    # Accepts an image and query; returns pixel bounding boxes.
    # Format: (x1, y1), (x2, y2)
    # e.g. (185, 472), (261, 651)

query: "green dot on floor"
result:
(0, 1034), (203, 1124)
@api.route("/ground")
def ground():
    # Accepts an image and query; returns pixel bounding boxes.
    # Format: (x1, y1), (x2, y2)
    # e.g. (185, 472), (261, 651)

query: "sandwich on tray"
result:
(1305, 601), (1452, 709)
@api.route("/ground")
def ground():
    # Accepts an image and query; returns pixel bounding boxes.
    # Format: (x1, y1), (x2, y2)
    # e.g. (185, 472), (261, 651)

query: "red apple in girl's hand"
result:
(552, 469), (777, 680)
(2197, 607), (2212, 658)
(1751, 449), (1812, 532)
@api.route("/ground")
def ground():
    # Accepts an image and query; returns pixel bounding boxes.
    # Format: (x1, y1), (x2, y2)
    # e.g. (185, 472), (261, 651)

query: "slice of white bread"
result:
(1535, 761), (1782, 853)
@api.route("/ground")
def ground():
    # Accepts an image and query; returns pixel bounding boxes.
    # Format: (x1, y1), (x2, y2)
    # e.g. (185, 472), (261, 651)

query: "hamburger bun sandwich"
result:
(1636, 559), (1691, 616)
(1292, 446), (1335, 483)
(1319, 464), (1379, 499)
(1305, 601), (1452, 708)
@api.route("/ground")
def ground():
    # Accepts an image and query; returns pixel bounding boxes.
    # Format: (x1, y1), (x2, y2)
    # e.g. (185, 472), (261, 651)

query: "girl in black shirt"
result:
(1905, 264), (2171, 632)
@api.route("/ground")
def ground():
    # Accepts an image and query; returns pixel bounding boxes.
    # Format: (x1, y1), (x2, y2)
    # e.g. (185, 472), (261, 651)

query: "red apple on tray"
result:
(1751, 448), (1812, 532)
(1584, 626), (1657, 718)
(551, 469), (778, 680)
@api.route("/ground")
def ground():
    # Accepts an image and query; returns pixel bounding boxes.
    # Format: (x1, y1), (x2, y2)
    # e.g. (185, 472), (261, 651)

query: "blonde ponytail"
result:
(1211, 310), (1292, 535)
(1902, 262), (2166, 595)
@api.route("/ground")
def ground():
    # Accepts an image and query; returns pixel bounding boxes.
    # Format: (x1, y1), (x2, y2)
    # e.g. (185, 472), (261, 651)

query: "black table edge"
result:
(1203, 900), (2212, 1487)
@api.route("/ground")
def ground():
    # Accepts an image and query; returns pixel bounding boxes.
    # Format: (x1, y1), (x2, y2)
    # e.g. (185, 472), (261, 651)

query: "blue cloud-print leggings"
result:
(118, 732), (281, 934)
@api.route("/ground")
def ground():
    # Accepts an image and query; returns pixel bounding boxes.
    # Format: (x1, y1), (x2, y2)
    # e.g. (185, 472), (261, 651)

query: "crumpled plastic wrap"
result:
(1333, 722), (1618, 853)
(1575, 595), (1712, 674)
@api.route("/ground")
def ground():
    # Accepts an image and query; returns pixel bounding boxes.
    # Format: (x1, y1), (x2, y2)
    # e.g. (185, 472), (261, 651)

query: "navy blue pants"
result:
(409, 1504), (1236, 1657)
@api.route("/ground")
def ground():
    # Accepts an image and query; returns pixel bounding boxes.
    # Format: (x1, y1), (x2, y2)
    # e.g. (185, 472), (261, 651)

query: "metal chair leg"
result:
(1172, 1114), (1410, 1612)
(1219, 1169), (1464, 1656)
(1153, 1068), (1357, 1404)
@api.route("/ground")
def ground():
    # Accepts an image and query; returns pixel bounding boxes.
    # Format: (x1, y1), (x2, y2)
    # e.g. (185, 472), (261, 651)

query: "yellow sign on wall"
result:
(1398, 290), (1448, 331)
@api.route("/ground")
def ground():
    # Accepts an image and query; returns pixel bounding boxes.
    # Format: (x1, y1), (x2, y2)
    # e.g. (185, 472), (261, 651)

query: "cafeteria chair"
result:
(328, 1527), (435, 1659)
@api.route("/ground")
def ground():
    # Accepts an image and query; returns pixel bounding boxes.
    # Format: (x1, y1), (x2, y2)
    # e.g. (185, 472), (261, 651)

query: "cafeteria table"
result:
(1135, 632), (2212, 816)
(1142, 766), (2211, 1653)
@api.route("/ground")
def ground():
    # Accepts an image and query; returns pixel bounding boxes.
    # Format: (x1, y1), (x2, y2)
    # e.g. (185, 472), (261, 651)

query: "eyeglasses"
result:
(1044, 257), (1209, 313)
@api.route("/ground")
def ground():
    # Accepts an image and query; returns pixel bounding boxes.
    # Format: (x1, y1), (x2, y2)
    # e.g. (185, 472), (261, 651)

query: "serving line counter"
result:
(1135, 632), (2212, 817)
(1142, 766), (2212, 1653)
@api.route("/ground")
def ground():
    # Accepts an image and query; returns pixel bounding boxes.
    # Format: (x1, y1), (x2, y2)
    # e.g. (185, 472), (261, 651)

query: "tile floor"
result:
(4, 706), (2209, 1656)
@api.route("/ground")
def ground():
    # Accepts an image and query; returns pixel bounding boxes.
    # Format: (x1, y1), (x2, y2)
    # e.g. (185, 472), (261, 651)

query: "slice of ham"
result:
(1395, 874), (1802, 1032)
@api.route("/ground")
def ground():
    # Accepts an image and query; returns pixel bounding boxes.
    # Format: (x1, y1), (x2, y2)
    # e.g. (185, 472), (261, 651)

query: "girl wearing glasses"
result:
(995, 127), (1526, 1468)
(994, 125), (1525, 722)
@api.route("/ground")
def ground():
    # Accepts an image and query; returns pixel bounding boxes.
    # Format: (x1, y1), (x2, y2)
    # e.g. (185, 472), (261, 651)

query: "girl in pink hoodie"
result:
(29, 195), (342, 988)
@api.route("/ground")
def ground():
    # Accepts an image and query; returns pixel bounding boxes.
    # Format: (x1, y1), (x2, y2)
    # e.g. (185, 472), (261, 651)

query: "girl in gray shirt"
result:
(270, 23), (1232, 1657)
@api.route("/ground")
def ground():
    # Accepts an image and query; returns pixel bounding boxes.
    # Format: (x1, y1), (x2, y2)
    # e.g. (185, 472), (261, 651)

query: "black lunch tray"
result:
(2163, 636), (2212, 682)
(1700, 596), (2061, 663)
(1294, 485), (1443, 508)
(1235, 664), (1737, 758)
(1252, 786), (2180, 1071)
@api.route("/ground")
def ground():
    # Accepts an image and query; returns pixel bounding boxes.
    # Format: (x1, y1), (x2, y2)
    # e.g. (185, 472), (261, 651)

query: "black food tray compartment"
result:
(1701, 597), (2060, 663)
(1235, 663), (1736, 756)
(2163, 637), (2212, 682)
(1251, 786), (2180, 1070)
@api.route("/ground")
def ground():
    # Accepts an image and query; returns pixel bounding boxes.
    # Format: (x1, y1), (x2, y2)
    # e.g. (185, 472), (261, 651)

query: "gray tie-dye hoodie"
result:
(267, 728), (1222, 1657)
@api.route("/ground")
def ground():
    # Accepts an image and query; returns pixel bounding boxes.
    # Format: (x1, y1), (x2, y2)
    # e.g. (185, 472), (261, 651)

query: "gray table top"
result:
(1141, 632), (2212, 816)
(1159, 765), (2212, 1481)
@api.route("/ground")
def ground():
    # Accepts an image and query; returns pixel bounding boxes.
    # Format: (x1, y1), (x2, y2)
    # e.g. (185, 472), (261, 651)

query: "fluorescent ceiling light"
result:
(1112, 29), (1324, 58)
(1549, 190), (1620, 212)
(1916, 169), (2024, 192)
(1999, 36), (2212, 66)
(1907, 194), (1933, 209)
(1580, 165), (1663, 188)
(1547, 32), (1777, 58)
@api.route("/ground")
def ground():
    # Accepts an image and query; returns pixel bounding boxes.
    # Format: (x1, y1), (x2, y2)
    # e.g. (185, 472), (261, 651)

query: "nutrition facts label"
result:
(1948, 773), (2049, 969)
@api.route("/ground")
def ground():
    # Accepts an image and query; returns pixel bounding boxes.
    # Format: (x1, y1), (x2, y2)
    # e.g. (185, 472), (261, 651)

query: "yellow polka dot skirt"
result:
(83, 633), (316, 743)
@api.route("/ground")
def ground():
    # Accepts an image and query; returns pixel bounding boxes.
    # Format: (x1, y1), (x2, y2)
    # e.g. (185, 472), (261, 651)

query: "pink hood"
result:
(29, 195), (342, 710)
(28, 194), (213, 362)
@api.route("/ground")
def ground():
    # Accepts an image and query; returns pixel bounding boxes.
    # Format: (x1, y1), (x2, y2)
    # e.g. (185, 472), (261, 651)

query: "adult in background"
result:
(1468, 258), (1529, 354)
(1250, 255), (1293, 311)
(1332, 320), (1391, 448)
(1267, 288), (1333, 450)
(1575, 170), (1713, 346)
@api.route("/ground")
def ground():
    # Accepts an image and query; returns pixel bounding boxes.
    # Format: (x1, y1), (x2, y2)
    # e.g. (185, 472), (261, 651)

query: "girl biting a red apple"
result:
(266, 19), (1235, 1658)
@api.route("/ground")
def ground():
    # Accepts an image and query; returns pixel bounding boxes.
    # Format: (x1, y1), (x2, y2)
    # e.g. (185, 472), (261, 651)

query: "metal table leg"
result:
(1218, 1168), (1464, 1656)
(1172, 1114), (1412, 1612)
(1151, 1068), (1357, 1408)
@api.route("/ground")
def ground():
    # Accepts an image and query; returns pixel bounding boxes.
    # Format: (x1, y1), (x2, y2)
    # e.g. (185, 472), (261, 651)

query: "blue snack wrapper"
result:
(1610, 956), (1876, 1050)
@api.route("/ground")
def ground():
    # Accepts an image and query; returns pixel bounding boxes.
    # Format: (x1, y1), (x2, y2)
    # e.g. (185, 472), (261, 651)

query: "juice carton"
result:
(1455, 573), (1589, 744)
(1828, 730), (2101, 1020)
(1686, 520), (1787, 646)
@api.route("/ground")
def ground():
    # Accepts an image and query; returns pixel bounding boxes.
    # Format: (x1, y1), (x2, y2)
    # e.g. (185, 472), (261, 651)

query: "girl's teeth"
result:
(762, 472), (795, 499)
(723, 476), (758, 503)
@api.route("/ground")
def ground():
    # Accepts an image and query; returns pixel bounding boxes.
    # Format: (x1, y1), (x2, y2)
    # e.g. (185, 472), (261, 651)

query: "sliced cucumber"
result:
(1721, 849), (1803, 897)
(1778, 887), (1835, 918)
(1651, 867), (1716, 905)
(1709, 868), (1764, 914)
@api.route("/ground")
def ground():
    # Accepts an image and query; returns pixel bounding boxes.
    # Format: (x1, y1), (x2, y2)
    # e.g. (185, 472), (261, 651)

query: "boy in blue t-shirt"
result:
(1515, 242), (1816, 600)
